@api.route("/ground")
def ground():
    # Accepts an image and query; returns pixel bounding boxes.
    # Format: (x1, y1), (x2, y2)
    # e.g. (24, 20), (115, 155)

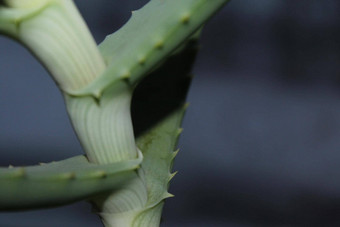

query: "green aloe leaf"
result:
(131, 35), (199, 227)
(70, 0), (229, 98)
(0, 150), (142, 211)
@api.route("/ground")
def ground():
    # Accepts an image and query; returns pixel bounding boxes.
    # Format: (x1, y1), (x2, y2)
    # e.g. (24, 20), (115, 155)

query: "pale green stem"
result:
(0, 0), (106, 92)
(65, 82), (138, 164)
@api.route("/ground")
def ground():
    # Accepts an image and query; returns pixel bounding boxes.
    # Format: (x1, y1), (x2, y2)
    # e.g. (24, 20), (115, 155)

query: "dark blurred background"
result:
(0, 0), (340, 226)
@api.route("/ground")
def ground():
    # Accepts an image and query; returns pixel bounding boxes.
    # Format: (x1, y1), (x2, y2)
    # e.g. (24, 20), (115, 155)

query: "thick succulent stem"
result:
(0, 0), (106, 92)
(65, 81), (138, 164)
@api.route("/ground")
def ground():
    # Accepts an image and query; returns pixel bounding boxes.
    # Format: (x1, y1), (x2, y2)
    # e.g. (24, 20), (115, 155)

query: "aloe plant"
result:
(0, 0), (229, 226)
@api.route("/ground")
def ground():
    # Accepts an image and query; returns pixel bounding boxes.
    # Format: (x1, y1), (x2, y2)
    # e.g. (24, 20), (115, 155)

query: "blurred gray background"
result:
(1, 0), (340, 226)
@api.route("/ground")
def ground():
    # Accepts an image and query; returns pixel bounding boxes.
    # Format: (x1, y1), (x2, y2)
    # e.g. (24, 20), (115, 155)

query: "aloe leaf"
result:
(133, 37), (199, 227)
(70, 0), (229, 98)
(0, 150), (142, 211)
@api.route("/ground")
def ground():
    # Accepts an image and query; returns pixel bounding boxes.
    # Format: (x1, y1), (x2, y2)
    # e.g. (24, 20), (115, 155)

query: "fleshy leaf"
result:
(69, 0), (229, 97)
(0, 150), (142, 211)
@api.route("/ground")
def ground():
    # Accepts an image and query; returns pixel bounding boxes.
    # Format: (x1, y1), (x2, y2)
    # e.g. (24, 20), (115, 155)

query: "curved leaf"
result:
(69, 0), (229, 97)
(0, 150), (142, 211)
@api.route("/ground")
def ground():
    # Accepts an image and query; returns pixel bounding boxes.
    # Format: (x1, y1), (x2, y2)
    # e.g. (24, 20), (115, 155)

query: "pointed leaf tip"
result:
(164, 192), (175, 199)
(169, 171), (178, 181)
